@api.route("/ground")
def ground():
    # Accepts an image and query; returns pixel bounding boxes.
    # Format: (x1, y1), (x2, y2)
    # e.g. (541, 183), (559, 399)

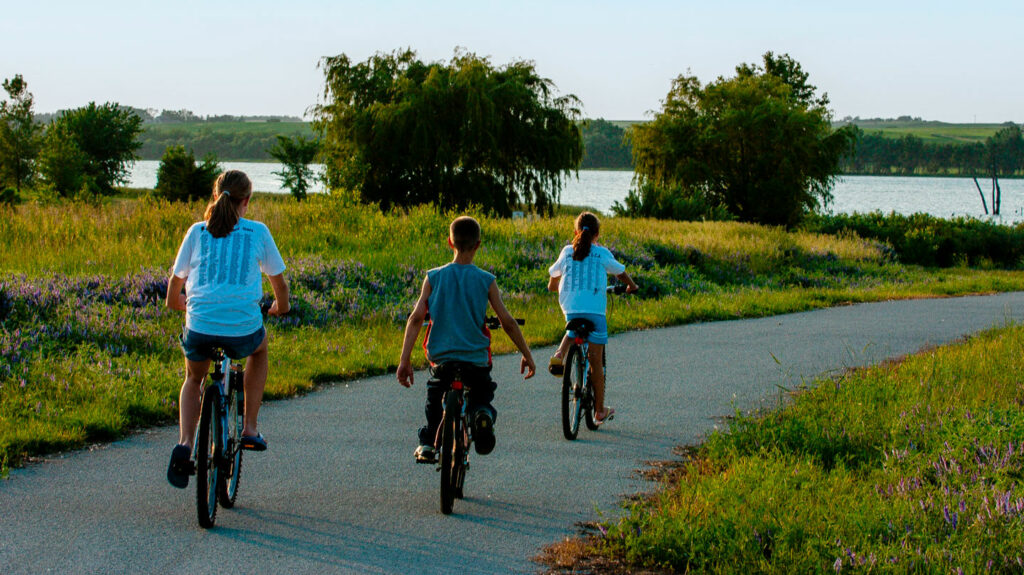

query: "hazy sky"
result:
(3, 1), (1022, 122)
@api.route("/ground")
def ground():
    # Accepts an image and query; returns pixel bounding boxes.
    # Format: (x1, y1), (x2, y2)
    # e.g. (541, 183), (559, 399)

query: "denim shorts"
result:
(565, 313), (608, 345)
(180, 327), (265, 361)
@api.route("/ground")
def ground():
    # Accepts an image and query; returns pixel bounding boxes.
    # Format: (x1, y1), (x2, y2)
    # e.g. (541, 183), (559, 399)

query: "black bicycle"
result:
(431, 316), (524, 515)
(561, 284), (627, 440)
(193, 348), (245, 528)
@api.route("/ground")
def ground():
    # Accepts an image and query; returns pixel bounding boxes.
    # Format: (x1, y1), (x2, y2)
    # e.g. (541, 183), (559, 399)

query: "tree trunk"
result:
(974, 177), (989, 215)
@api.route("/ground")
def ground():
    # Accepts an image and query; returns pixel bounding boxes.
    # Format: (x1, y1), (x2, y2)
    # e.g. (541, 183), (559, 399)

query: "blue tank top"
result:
(424, 263), (495, 367)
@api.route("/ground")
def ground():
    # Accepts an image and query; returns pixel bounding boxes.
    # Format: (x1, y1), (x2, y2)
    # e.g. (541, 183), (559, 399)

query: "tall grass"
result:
(3, 195), (1024, 472)
(561, 324), (1024, 573)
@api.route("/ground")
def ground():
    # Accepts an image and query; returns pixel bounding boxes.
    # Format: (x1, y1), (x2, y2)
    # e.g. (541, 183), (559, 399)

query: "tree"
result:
(47, 102), (143, 194)
(0, 75), (43, 194)
(630, 53), (856, 227)
(313, 48), (583, 214)
(580, 119), (632, 169)
(267, 134), (319, 201)
(154, 145), (220, 202)
(38, 128), (88, 197)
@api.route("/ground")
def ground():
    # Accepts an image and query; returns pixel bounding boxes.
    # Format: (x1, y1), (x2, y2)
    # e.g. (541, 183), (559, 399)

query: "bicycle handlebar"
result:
(607, 283), (628, 294)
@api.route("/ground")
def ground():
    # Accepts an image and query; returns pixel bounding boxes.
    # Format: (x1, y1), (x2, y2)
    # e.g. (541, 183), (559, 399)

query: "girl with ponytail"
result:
(546, 211), (638, 425)
(164, 170), (291, 488)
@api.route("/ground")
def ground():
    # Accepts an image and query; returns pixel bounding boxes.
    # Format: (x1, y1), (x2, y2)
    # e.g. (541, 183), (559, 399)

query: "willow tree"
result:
(312, 49), (583, 214)
(630, 53), (856, 227)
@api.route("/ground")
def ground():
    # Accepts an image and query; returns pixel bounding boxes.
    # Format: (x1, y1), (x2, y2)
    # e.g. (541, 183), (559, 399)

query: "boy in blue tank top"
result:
(397, 216), (536, 463)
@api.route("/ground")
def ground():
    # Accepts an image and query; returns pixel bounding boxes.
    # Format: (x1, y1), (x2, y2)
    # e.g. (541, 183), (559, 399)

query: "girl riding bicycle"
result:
(165, 170), (290, 488)
(547, 212), (637, 425)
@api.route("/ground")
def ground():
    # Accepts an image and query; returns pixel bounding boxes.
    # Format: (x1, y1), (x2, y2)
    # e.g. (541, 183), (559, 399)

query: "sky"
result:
(3, 0), (1022, 123)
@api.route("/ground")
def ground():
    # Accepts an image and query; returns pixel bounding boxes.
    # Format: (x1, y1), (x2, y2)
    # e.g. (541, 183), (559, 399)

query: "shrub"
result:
(803, 212), (1024, 269)
(154, 145), (219, 202)
(612, 182), (735, 222)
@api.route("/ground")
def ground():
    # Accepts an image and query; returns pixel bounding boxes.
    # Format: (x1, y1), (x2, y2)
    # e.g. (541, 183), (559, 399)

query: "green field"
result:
(4, 194), (1024, 475)
(840, 119), (1013, 144)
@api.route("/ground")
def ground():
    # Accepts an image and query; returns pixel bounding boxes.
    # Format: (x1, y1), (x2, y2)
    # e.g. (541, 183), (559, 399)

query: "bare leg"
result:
(178, 358), (210, 448)
(553, 335), (570, 359)
(587, 343), (607, 415)
(242, 334), (269, 437)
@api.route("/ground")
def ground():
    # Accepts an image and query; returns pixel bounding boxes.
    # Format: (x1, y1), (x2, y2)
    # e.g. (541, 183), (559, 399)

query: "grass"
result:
(541, 323), (1024, 573)
(840, 119), (1013, 145)
(3, 194), (1024, 474)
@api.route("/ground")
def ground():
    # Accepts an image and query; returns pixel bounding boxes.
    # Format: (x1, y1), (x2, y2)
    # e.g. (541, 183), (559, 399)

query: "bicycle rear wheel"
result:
(589, 341), (602, 427)
(439, 405), (459, 515)
(218, 371), (244, 508)
(195, 389), (220, 528)
(561, 346), (585, 440)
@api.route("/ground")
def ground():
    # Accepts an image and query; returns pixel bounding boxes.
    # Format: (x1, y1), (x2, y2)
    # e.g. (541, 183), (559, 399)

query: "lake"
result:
(128, 161), (1024, 223)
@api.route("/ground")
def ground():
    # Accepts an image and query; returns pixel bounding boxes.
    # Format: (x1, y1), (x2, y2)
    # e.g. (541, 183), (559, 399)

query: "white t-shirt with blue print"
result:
(548, 244), (626, 316)
(172, 219), (286, 337)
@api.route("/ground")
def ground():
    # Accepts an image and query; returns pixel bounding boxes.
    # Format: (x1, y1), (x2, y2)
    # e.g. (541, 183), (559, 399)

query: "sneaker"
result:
(473, 411), (495, 455)
(548, 356), (564, 377)
(166, 444), (193, 489)
(414, 444), (436, 464)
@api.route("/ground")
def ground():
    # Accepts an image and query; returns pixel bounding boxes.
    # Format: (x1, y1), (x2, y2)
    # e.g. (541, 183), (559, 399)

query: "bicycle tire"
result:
(454, 427), (466, 500)
(439, 399), (458, 515)
(586, 347), (604, 430)
(218, 372), (244, 508)
(195, 388), (220, 528)
(561, 345), (584, 440)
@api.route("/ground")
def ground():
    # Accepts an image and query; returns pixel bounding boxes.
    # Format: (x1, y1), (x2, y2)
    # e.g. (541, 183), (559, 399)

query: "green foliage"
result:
(0, 75), (43, 194)
(0, 188), (19, 206)
(580, 118), (632, 169)
(38, 127), (88, 196)
(137, 121), (313, 161)
(631, 52), (856, 227)
(595, 324), (1024, 573)
(313, 48), (584, 214)
(267, 134), (320, 201)
(612, 182), (734, 222)
(986, 125), (1024, 177)
(46, 102), (143, 194)
(154, 145), (220, 202)
(804, 212), (1024, 268)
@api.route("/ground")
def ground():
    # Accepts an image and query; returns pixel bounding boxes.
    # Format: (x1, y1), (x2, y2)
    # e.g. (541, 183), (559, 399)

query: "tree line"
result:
(841, 126), (1024, 177)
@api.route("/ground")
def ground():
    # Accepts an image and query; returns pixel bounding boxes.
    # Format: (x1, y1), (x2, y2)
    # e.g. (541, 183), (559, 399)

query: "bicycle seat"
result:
(564, 318), (596, 338)
(431, 361), (489, 383)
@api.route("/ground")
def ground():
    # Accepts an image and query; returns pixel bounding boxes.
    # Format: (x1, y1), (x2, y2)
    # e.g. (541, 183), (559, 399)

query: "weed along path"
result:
(2, 292), (1024, 574)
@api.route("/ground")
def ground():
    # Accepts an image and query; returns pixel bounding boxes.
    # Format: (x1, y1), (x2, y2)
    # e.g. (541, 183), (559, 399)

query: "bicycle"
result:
(193, 347), (246, 528)
(430, 315), (524, 515)
(561, 283), (628, 441)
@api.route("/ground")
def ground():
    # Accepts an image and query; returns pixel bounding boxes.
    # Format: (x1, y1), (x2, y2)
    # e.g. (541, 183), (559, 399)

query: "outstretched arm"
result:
(488, 281), (536, 379)
(166, 275), (187, 311)
(616, 271), (639, 293)
(397, 277), (431, 387)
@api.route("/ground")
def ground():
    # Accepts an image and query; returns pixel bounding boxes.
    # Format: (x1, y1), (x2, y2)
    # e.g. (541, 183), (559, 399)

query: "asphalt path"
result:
(3, 292), (1024, 574)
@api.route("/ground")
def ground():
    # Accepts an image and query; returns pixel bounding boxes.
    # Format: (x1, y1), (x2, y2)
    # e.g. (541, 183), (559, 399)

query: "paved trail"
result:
(3, 293), (1024, 574)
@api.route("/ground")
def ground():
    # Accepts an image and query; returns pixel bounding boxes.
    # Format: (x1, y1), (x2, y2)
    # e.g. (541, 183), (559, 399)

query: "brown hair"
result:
(572, 211), (600, 261)
(450, 216), (481, 251)
(203, 170), (252, 238)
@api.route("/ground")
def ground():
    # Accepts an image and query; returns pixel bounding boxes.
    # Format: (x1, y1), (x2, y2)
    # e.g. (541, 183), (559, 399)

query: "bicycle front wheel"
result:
(439, 404), (460, 515)
(195, 388), (220, 528)
(561, 346), (585, 440)
(218, 371), (244, 508)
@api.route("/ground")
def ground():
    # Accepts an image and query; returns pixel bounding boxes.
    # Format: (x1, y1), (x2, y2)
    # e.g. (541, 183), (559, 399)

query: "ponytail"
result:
(571, 211), (600, 261)
(203, 170), (252, 238)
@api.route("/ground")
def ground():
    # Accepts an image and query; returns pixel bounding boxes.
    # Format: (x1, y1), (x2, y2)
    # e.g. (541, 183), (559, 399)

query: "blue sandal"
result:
(241, 433), (268, 451)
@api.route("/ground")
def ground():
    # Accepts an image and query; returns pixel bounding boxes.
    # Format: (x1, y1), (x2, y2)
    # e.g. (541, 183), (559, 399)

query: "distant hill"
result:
(836, 117), (1018, 145)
